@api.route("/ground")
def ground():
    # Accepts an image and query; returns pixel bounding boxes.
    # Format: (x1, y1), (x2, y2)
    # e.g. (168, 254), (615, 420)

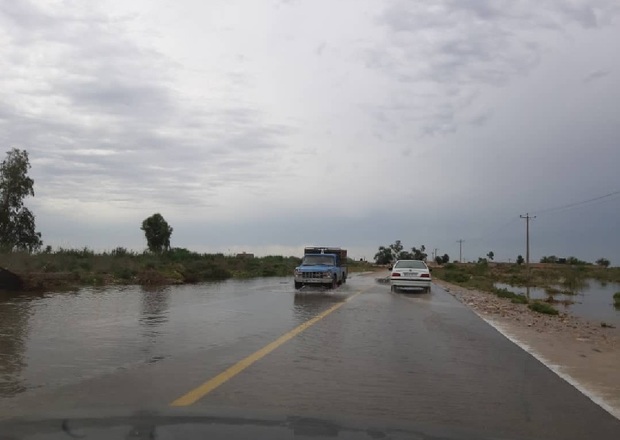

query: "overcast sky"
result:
(1, 0), (619, 263)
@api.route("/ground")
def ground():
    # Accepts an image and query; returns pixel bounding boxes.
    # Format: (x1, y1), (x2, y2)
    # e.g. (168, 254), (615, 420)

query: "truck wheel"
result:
(342, 274), (347, 284)
(331, 277), (337, 289)
(294, 281), (302, 290)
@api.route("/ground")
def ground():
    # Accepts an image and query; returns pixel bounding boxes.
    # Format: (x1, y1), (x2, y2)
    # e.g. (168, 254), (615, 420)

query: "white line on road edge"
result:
(435, 284), (620, 421)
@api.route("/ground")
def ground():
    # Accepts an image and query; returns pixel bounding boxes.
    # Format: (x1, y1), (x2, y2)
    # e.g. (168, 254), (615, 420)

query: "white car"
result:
(389, 260), (431, 293)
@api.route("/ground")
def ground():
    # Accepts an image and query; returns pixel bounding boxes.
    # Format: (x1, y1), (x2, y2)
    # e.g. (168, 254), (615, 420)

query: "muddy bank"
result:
(434, 279), (620, 420)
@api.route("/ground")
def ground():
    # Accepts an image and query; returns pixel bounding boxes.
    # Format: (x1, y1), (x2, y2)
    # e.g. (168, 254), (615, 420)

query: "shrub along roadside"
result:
(493, 287), (528, 304)
(0, 248), (378, 290)
(613, 292), (620, 307)
(528, 301), (560, 315)
(434, 263), (567, 315)
(0, 248), (300, 288)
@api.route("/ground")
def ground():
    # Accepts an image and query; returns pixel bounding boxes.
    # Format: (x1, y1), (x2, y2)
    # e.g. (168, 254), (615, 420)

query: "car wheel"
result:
(390, 285), (397, 293)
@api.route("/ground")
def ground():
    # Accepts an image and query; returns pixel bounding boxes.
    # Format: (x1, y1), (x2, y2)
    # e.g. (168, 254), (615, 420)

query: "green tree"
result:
(540, 255), (558, 263)
(398, 250), (414, 260)
(411, 245), (427, 261)
(566, 256), (587, 265)
(441, 254), (450, 264)
(516, 255), (524, 265)
(141, 213), (173, 253)
(390, 240), (404, 256)
(595, 258), (610, 268)
(374, 240), (405, 264)
(374, 241), (428, 263)
(435, 255), (443, 265)
(0, 148), (42, 252)
(374, 246), (393, 264)
(486, 251), (494, 261)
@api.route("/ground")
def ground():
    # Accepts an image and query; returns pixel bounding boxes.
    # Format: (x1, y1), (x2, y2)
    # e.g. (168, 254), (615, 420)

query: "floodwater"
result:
(2, 275), (620, 439)
(0, 277), (342, 399)
(495, 280), (620, 325)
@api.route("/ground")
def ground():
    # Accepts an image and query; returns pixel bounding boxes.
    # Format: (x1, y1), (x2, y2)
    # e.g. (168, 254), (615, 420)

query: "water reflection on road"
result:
(293, 289), (349, 321)
(0, 277), (361, 400)
(139, 286), (170, 362)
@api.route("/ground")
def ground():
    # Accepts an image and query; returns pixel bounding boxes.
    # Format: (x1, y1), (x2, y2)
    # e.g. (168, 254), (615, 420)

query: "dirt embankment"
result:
(434, 279), (620, 420)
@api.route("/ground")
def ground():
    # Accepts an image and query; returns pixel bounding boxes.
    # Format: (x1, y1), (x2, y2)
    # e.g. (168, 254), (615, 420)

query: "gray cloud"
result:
(364, 0), (620, 136)
(583, 69), (611, 83)
(1, 0), (619, 264)
(0, 0), (295, 214)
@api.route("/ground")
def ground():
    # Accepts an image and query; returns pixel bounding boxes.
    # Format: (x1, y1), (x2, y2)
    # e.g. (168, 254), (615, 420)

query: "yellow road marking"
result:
(170, 289), (365, 407)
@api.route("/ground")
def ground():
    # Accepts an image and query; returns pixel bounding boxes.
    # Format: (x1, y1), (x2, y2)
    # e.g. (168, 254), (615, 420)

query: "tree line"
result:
(374, 238), (612, 268)
(1, 149), (616, 267)
(374, 240), (449, 264)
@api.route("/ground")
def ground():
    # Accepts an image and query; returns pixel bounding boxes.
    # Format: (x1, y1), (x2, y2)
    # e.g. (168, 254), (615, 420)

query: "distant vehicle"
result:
(389, 260), (431, 293)
(294, 247), (348, 289)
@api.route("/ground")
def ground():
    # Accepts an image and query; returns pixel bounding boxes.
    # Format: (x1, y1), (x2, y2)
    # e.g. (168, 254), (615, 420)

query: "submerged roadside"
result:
(434, 279), (620, 420)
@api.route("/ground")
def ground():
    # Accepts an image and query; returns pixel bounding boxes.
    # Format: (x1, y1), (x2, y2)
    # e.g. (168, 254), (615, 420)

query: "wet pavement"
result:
(1, 273), (620, 439)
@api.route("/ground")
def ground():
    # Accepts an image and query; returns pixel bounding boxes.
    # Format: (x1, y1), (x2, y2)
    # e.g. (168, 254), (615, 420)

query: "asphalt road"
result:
(1, 273), (619, 439)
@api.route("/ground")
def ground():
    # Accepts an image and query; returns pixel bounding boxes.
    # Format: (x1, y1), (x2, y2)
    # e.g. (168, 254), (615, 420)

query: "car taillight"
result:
(391, 272), (400, 277)
(421, 273), (430, 278)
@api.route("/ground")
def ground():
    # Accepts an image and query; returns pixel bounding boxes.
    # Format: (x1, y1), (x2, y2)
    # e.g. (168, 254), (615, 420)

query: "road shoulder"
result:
(433, 279), (620, 420)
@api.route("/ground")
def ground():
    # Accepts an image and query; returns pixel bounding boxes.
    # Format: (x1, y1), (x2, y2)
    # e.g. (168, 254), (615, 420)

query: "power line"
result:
(464, 189), (619, 245)
(531, 189), (620, 216)
(453, 190), (619, 261)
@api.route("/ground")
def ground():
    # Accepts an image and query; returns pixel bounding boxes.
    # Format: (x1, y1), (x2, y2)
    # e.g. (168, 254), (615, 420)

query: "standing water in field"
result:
(495, 280), (620, 326)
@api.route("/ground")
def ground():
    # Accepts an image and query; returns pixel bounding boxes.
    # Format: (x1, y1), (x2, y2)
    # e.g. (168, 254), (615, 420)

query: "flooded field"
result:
(496, 280), (620, 325)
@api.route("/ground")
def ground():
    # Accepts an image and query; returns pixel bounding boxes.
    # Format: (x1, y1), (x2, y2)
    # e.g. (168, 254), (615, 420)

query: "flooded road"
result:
(1, 273), (619, 439)
(0, 277), (312, 398)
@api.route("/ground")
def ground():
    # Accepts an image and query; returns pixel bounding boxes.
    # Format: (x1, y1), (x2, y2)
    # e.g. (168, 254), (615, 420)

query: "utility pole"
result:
(433, 248), (438, 260)
(520, 213), (536, 267)
(456, 240), (464, 262)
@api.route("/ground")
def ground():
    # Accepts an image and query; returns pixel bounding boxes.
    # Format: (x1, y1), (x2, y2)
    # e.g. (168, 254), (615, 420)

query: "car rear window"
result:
(394, 260), (427, 269)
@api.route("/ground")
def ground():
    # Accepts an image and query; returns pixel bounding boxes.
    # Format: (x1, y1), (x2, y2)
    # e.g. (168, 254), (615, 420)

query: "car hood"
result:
(0, 408), (509, 440)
